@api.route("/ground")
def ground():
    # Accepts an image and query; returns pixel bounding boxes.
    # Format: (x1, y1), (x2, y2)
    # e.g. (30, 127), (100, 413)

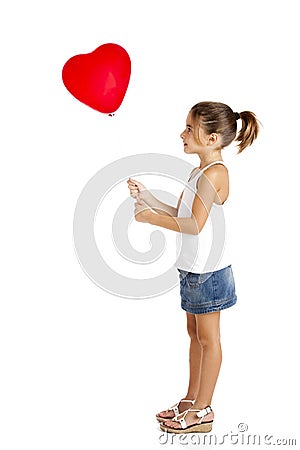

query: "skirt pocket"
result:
(186, 271), (212, 288)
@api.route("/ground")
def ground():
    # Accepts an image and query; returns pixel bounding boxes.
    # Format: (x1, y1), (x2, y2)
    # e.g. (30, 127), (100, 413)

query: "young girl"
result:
(127, 101), (259, 434)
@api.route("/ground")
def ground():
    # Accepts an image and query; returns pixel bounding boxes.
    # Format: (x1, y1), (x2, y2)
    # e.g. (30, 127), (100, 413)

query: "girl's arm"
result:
(146, 168), (223, 235)
(149, 214), (199, 234)
(144, 191), (179, 216)
(128, 178), (181, 216)
(148, 191), (183, 217)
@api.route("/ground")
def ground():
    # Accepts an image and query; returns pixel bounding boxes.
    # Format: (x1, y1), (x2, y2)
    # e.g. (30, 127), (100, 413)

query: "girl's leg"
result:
(164, 311), (220, 429)
(157, 312), (201, 420)
(185, 312), (202, 400)
(193, 311), (221, 408)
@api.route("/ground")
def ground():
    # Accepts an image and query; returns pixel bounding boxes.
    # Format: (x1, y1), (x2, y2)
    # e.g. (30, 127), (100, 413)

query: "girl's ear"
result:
(208, 133), (218, 145)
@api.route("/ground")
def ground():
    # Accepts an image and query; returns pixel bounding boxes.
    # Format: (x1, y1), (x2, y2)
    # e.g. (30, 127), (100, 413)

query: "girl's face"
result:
(180, 112), (207, 155)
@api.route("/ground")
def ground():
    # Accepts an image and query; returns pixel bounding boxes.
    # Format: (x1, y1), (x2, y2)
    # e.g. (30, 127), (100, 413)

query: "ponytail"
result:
(235, 111), (260, 154)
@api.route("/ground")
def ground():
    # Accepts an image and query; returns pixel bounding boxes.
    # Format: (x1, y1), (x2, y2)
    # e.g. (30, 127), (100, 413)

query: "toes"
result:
(163, 420), (172, 426)
(159, 411), (174, 419)
(164, 419), (178, 428)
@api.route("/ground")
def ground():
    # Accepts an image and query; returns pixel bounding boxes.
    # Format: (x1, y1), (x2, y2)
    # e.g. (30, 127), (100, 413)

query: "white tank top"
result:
(175, 161), (232, 274)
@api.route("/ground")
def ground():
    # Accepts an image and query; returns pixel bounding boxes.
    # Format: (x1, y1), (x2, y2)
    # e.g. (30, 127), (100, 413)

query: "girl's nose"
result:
(180, 130), (185, 139)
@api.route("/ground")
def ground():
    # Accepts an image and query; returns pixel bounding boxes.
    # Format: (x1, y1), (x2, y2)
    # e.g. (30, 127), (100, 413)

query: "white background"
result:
(1, 0), (299, 449)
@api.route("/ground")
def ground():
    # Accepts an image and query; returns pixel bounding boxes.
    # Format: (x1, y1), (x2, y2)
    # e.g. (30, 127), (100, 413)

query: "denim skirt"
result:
(178, 265), (237, 315)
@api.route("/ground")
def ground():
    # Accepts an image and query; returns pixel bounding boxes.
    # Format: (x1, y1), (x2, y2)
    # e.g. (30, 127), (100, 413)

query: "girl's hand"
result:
(127, 178), (152, 205)
(127, 178), (146, 198)
(134, 194), (153, 223)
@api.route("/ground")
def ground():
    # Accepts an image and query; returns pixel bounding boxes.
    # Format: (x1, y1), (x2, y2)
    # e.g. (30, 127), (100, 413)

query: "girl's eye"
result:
(187, 127), (192, 133)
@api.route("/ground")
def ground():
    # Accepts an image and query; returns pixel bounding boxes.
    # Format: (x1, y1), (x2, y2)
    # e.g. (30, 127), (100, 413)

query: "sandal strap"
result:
(169, 399), (195, 416)
(169, 401), (180, 416)
(192, 405), (213, 419)
(171, 405), (213, 430)
(174, 409), (189, 429)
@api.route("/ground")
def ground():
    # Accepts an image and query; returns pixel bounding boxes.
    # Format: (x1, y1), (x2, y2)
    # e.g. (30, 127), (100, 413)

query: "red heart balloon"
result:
(62, 43), (131, 114)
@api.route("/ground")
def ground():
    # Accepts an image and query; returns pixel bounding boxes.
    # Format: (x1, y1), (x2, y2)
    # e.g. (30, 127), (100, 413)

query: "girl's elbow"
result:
(193, 229), (202, 235)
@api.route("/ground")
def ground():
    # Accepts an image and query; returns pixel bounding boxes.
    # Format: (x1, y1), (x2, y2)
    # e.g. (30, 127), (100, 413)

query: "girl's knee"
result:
(197, 333), (221, 348)
(187, 326), (199, 341)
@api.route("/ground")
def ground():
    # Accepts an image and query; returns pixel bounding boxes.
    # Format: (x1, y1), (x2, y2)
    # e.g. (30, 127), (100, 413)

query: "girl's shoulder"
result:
(205, 163), (228, 172)
(202, 163), (228, 179)
(196, 164), (229, 191)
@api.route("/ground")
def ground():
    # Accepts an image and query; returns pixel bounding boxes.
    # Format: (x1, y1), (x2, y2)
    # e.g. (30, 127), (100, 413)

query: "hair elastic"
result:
(234, 112), (240, 120)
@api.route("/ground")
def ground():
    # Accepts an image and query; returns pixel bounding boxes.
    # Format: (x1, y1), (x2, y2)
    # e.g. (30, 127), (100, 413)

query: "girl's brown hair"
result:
(190, 101), (260, 153)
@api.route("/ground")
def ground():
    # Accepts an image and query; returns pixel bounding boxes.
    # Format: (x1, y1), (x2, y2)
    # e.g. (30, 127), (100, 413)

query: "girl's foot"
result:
(156, 398), (195, 421)
(162, 407), (214, 430)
